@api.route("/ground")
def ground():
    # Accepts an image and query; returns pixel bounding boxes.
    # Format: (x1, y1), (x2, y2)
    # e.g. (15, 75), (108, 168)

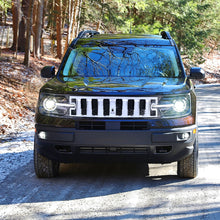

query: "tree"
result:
(7, 0), (219, 64)
(11, 0), (21, 52)
(34, 0), (44, 58)
(55, 0), (62, 58)
(18, 0), (29, 51)
(11, 0), (29, 52)
(119, 0), (219, 63)
(24, 0), (34, 66)
(0, 0), (11, 25)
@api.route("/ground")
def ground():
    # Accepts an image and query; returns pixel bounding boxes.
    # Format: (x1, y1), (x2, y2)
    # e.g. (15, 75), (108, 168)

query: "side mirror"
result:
(41, 66), (55, 78)
(189, 67), (205, 79)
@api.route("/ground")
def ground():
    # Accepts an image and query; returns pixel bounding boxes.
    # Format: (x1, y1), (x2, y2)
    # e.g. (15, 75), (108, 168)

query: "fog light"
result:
(38, 131), (46, 139)
(178, 132), (190, 141)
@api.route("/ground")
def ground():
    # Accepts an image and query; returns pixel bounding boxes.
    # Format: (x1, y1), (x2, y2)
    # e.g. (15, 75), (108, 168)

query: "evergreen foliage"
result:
(0, 0), (11, 13)
(118, 0), (219, 63)
(1, 0), (219, 64)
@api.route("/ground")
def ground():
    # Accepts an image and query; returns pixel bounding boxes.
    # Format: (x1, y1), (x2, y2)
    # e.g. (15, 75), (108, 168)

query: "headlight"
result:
(152, 94), (191, 118)
(39, 94), (72, 117)
(43, 97), (57, 111)
(173, 99), (187, 113)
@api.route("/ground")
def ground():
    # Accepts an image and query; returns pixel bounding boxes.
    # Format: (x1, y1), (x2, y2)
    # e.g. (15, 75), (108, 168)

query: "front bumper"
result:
(35, 124), (197, 163)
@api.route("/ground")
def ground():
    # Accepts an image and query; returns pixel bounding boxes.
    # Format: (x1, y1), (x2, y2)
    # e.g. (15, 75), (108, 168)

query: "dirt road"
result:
(0, 85), (220, 219)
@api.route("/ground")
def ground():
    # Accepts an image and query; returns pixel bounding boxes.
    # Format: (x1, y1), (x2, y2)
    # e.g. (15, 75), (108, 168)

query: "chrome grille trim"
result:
(69, 96), (158, 118)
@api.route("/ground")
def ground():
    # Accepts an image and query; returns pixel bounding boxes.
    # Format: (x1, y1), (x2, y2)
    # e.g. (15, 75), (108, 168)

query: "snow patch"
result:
(195, 83), (220, 88)
(0, 130), (34, 183)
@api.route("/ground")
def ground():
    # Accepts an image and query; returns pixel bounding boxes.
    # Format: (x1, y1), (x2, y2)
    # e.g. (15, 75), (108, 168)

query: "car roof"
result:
(85, 33), (162, 39)
(74, 33), (172, 47)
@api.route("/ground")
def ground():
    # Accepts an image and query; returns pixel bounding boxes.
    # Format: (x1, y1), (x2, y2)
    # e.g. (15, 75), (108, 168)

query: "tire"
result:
(177, 138), (198, 178)
(34, 141), (60, 178)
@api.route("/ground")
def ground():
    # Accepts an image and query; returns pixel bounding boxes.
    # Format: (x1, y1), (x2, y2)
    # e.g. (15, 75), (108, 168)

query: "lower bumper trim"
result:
(35, 124), (196, 163)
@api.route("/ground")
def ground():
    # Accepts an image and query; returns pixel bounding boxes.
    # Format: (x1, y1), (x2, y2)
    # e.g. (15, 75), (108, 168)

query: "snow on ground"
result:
(0, 51), (61, 185)
(0, 130), (34, 183)
(0, 60), (37, 136)
(199, 51), (220, 84)
(0, 106), (35, 139)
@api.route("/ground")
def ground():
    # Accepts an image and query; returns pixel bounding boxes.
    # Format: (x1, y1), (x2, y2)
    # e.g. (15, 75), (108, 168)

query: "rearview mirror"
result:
(189, 67), (205, 80)
(41, 66), (55, 78)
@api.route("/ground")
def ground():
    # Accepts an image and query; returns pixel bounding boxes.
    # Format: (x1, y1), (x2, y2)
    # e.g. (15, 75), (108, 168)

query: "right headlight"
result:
(152, 94), (191, 118)
(43, 97), (57, 112)
(39, 94), (73, 117)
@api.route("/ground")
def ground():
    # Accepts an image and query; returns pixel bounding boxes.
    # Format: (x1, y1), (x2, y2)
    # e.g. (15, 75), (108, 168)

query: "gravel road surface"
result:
(0, 85), (220, 220)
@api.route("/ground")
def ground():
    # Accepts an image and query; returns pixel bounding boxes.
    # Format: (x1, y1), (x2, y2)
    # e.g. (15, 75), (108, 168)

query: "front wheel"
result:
(34, 141), (60, 178)
(177, 138), (198, 178)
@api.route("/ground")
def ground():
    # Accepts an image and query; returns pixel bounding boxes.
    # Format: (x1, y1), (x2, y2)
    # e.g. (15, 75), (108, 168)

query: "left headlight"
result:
(39, 94), (72, 117)
(152, 94), (191, 118)
(173, 98), (187, 113)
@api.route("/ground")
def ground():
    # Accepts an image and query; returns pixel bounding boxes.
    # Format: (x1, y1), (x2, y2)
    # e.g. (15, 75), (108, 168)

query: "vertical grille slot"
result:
(128, 100), (134, 116)
(92, 99), (98, 115)
(69, 96), (158, 118)
(81, 99), (87, 115)
(104, 99), (110, 116)
(150, 99), (156, 116)
(140, 99), (146, 115)
(116, 99), (122, 116)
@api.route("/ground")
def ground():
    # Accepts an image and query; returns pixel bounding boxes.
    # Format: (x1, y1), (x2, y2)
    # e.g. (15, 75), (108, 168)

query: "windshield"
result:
(59, 45), (182, 80)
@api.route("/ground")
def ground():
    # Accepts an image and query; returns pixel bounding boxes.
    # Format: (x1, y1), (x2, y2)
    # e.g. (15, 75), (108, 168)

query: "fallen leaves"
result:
(0, 55), (48, 137)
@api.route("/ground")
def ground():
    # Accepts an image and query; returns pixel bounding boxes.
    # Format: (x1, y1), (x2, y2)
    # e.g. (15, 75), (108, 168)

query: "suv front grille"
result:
(78, 121), (106, 130)
(77, 121), (149, 130)
(79, 146), (149, 154)
(120, 122), (149, 130)
(70, 96), (158, 118)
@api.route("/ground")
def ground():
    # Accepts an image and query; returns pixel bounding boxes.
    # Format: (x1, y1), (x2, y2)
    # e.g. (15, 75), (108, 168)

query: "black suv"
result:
(34, 31), (205, 178)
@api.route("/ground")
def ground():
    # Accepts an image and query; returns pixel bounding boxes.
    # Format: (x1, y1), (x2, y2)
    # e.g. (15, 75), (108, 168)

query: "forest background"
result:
(0, 0), (219, 137)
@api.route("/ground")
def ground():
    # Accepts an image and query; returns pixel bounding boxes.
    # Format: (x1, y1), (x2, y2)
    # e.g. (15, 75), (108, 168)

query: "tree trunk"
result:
(96, 20), (101, 32)
(76, 0), (83, 37)
(71, 0), (79, 40)
(56, 0), (62, 59)
(18, 0), (29, 51)
(62, 0), (68, 29)
(34, 0), (44, 58)
(18, 17), (26, 51)
(41, 0), (48, 56)
(11, 0), (21, 52)
(32, 2), (38, 57)
(24, 0), (35, 67)
(64, 0), (74, 53)
(11, 0), (30, 52)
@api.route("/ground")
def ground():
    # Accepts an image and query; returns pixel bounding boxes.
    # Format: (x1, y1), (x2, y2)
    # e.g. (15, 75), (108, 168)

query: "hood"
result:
(40, 76), (190, 95)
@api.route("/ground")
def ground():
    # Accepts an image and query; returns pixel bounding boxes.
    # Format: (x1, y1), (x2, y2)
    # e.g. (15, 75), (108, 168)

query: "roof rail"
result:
(161, 31), (172, 40)
(161, 31), (185, 74)
(161, 31), (174, 46)
(70, 30), (100, 48)
(77, 30), (100, 39)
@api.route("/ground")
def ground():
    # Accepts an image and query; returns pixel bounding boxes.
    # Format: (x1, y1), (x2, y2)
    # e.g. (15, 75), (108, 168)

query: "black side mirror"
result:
(189, 67), (205, 79)
(41, 66), (55, 78)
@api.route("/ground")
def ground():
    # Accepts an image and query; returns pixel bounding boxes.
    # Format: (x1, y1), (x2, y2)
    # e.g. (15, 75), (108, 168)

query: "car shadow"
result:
(0, 160), (188, 205)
